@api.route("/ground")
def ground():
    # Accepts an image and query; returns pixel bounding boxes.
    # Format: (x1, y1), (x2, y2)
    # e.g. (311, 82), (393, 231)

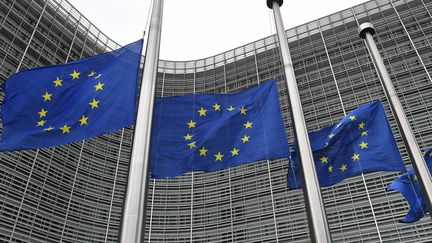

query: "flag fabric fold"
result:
(150, 79), (290, 179)
(287, 100), (406, 188)
(0, 39), (143, 151)
(387, 148), (432, 223)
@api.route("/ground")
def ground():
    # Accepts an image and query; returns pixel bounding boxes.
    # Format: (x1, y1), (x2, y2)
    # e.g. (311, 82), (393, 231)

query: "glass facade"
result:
(0, 0), (128, 242)
(1, 0), (432, 242)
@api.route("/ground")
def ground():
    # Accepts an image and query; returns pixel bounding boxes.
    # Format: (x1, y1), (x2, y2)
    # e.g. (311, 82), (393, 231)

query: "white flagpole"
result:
(15, 0), (49, 72)
(359, 22), (432, 218)
(266, 0), (331, 242)
(120, 0), (164, 242)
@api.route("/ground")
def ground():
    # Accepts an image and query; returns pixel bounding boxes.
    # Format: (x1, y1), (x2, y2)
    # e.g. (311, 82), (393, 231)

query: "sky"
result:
(68, 0), (369, 61)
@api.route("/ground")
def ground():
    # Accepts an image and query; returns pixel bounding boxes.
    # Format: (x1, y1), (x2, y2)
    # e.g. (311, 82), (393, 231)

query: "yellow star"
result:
(362, 131), (368, 136)
(199, 147), (207, 156)
(37, 108), (48, 118)
(187, 120), (196, 128)
(188, 141), (197, 149)
(239, 106), (247, 115)
(244, 121), (253, 129)
(184, 134), (193, 140)
(352, 153), (360, 161)
(349, 115), (356, 121)
(94, 82), (104, 91)
(325, 142), (329, 147)
(227, 105), (235, 111)
(214, 152), (224, 161)
(88, 71), (96, 77)
(414, 175), (418, 181)
(241, 135), (250, 143)
(89, 99), (100, 109)
(319, 156), (328, 164)
(213, 103), (221, 111)
(328, 165), (333, 173)
(94, 74), (102, 79)
(198, 107), (207, 117)
(359, 141), (368, 149)
(42, 91), (52, 102)
(230, 148), (239, 156)
(60, 125), (71, 134)
(358, 122), (365, 129)
(36, 120), (46, 127)
(43, 126), (54, 131)
(79, 115), (88, 126)
(70, 69), (80, 79)
(328, 133), (335, 139)
(340, 164), (347, 172)
(429, 151), (432, 158)
(53, 77), (63, 87)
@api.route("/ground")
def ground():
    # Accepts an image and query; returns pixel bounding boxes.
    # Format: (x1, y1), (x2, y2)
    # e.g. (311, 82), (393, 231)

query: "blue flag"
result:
(150, 79), (290, 179)
(0, 40), (143, 151)
(387, 148), (432, 223)
(287, 100), (406, 188)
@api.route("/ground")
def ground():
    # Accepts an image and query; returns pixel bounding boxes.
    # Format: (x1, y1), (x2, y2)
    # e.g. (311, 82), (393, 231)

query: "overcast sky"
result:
(68, 0), (369, 61)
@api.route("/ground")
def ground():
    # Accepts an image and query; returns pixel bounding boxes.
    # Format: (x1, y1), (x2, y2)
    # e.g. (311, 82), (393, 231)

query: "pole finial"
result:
(359, 22), (375, 39)
(267, 0), (283, 9)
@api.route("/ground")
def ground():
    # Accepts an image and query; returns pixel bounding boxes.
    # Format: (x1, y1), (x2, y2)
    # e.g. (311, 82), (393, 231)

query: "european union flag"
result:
(287, 100), (406, 188)
(150, 80), (290, 179)
(0, 40), (143, 151)
(387, 148), (432, 223)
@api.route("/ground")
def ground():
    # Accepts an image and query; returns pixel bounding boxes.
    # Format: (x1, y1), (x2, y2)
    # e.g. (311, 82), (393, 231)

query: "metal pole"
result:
(120, 0), (163, 242)
(15, 0), (48, 72)
(317, 21), (382, 242)
(359, 22), (432, 217)
(266, 1), (331, 242)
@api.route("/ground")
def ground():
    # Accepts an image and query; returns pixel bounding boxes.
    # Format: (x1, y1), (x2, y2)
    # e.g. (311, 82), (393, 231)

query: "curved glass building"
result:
(1, 0), (432, 242)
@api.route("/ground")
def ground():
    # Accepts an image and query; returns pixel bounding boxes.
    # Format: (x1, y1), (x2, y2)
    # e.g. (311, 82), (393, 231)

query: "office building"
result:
(1, 0), (432, 242)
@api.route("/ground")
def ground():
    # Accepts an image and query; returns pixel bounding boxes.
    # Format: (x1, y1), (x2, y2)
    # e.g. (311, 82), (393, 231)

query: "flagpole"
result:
(266, 1), (331, 242)
(120, 0), (163, 242)
(15, 0), (48, 72)
(359, 22), (432, 217)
